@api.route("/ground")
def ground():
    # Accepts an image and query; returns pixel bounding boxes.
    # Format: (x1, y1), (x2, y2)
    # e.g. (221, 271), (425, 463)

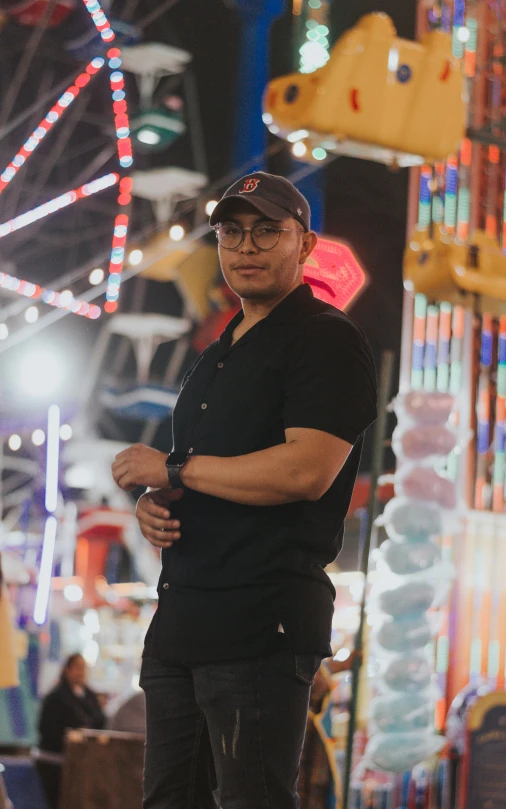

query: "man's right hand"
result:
(136, 488), (183, 549)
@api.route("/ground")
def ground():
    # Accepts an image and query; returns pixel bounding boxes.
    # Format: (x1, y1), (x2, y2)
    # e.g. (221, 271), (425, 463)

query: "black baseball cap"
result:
(209, 171), (311, 231)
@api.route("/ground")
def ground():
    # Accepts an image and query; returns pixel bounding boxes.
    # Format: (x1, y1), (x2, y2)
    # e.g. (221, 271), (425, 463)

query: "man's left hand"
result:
(112, 444), (169, 491)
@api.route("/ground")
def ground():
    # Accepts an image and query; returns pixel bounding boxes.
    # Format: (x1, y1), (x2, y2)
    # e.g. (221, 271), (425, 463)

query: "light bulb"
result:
(8, 434), (21, 451)
(25, 306), (39, 323)
(169, 225), (185, 242)
(292, 141), (307, 158)
(89, 268), (104, 285)
(128, 249), (143, 265)
(59, 424), (72, 441)
(32, 429), (46, 446)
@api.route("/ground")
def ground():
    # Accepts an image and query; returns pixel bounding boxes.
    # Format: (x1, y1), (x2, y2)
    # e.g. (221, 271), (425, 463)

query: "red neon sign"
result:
(303, 236), (367, 310)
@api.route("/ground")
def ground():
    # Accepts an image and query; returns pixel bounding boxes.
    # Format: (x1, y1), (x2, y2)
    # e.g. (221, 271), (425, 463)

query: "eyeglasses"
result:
(213, 223), (305, 251)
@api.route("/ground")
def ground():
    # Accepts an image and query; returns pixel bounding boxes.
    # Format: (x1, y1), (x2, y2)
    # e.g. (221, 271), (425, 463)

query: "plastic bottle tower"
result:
(363, 383), (460, 773)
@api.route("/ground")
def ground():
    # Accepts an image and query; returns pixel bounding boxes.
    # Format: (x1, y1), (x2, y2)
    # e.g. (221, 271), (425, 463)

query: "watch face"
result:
(166, 452), (188, 467)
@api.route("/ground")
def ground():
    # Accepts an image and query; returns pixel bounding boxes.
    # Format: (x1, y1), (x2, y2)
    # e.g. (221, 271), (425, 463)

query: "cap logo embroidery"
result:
(239, 178), (260, 194)
(297, 208), (302, 216)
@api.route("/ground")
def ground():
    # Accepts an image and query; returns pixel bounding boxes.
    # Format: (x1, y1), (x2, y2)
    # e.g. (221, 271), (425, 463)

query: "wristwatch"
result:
(165, 451), (189, 489)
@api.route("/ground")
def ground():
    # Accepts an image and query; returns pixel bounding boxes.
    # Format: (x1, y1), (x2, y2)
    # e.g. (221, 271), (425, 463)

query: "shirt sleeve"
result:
(283, 314), (377, 445)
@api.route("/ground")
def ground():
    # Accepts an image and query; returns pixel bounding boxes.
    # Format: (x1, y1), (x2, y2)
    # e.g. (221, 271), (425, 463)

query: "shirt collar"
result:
(220, 283), (314, 346)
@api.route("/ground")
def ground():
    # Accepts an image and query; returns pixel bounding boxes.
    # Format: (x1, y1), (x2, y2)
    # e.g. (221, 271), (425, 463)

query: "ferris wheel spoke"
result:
(0, 65), (56, 221)
(19, 93), (92, 217)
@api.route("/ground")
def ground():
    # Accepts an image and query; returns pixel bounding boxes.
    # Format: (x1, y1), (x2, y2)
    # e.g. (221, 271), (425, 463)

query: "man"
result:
(112, 171), (377, 809)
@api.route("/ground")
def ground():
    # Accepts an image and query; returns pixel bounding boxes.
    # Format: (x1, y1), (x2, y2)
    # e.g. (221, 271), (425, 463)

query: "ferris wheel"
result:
(0, 0), (208, 344)
(0, 0), (214, 569)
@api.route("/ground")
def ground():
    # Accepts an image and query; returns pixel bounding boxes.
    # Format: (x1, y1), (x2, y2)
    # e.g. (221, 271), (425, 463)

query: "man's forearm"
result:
(180, 442), (320, 506)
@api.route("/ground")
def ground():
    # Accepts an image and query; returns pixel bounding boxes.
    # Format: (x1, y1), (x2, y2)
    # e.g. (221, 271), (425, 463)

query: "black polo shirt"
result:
(144, 283), (377, 663)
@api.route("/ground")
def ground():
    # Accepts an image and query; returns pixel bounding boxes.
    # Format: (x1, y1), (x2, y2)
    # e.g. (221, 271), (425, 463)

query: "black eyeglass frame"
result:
(212, 223), (306, 251)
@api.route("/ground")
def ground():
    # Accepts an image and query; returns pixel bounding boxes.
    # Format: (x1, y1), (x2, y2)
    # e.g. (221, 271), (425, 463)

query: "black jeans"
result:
(139, 641), (321, 809)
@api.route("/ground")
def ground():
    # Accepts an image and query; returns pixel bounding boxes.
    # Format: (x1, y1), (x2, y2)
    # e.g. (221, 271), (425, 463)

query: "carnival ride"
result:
(264, 12), (466, 167)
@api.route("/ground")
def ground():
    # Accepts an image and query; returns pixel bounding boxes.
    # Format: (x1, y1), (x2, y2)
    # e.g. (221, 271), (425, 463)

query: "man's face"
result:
(217, 200), (317, 303)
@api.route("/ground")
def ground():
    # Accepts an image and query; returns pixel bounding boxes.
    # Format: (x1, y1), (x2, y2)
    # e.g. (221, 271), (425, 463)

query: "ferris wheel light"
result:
(25, 305), (39, 323)
(0, 0), (131, 319)
(89, 268), (104, 285)
(59, 290), (73, 307)
(0, 173), (118, 242)
(0, 269), (97, 318)
(0, 57), (106, 197)
(128, 249), (143, 265)
(205, 200), (218, 216)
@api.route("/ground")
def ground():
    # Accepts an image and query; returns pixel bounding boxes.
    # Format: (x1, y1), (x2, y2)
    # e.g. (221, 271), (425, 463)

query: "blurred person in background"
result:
(35, 653), (105, 809)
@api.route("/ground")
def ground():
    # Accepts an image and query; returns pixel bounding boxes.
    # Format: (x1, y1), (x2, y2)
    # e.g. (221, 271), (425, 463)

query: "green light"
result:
(418, 201), (431, 227)
(308, 0), (322, 7)
(312, 147), (327, 161)
(466, 18), (477, 51)
(432, 196), (444, 223)
(498, 366), (506, 397)
(457, 187), (470, 225)
(307, 30), (320, 41)
(452, 26), (464, 59)
(414, 294), (427, 318)
(306, 19), (318, 29)
(316, 24), (329, 35)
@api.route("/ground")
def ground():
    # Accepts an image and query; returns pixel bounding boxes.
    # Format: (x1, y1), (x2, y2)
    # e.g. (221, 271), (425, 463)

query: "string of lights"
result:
(79, 0), (134, 312)
(0, 57), (105, 196)
(81, 0), (116, 42)
(0, 173), (119, 239)
(0, 268), (101, 320)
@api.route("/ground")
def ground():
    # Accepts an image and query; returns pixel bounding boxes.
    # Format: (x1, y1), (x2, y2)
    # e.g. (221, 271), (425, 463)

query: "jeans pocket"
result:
(294, 653), (322, 685)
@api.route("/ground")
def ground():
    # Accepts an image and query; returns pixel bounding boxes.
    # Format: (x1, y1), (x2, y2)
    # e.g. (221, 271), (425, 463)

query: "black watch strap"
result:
(165, 452), (189, 489)
(166, 465), (184, 489)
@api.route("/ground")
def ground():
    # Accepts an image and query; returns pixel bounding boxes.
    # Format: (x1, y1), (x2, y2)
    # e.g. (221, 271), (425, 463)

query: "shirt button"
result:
(162, 583), (169, 590)
(217, 362), (224, 369)
(201, 403), (207, 410)
(188, 447), (194, 454)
